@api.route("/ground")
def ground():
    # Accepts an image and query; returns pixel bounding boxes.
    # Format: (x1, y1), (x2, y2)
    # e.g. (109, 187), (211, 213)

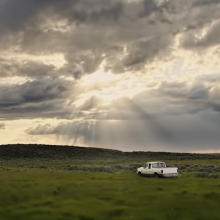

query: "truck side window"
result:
(148, 163), (151, 169)
(152, 163), (159, 168)
(160, 163), (165, 168)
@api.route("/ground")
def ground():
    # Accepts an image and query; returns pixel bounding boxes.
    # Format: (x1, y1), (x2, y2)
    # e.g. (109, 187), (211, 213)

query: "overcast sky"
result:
(1, 0), (220, 152)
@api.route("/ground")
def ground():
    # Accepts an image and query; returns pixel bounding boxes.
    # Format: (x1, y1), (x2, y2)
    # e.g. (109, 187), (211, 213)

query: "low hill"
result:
(0, 144), (220, 162)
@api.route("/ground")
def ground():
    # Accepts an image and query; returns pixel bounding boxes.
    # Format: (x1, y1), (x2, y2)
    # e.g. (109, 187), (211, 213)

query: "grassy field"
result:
(1, 145), (220, 219)
(0, 164), (220, 220)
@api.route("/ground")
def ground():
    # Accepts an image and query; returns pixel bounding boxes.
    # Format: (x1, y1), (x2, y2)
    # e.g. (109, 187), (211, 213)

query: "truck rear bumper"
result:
(160, 173), (178, 178)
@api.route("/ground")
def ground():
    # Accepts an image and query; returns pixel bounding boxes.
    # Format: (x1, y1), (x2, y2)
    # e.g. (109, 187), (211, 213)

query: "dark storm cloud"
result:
(1, 0), (220, 74)
(0, 0), (124, 33)
(0, 101), (58, 120)
(0, 75), (97, 120)
(182, 20), (220, 49)
(123, 34), (172, 67)
(72, 2), (124, 23)
(0, 77), (78, 120)
(180, 0), (220, 51)
(193, 0), (220, 6)
(19, 29), (68, 55)
(0, 77), (73, 105)
(0, 59), (55, 77)
(140, 77), (220, 116)
(209, 103), (220, 112)
(0, 0), (178, 74)
(0, 0), (76, 33)
(139, 0), (160, 17)
(0, 99), (85, 121)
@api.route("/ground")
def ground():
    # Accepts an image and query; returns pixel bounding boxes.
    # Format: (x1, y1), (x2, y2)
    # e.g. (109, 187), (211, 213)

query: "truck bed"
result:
(159, 167), (178, 177)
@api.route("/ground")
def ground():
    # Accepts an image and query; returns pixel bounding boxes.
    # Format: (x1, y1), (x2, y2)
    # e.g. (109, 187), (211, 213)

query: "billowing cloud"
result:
(0, 0), (178, 74)
(193, 0), (220, 6)
(0, 76), (79, 120)
(0, 0), (125, 32)
(2, 0), (219, 76)
(0, 59), (55, 77)
(182, 20), (220, 50)
(0, 77), (73, 105)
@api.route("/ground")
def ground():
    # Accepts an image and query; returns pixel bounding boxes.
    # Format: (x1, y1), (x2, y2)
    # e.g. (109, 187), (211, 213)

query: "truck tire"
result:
(154, 173), (159, 178)
(138, 172), (143, 176)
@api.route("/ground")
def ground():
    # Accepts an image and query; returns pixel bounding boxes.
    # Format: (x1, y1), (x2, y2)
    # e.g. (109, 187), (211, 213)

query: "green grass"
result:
(1, 168), (220, 220)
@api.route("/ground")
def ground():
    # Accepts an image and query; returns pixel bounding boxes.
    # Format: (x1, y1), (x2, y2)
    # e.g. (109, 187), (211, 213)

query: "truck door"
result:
(142, 163), (148, 175)
(147, 163), (152, 176)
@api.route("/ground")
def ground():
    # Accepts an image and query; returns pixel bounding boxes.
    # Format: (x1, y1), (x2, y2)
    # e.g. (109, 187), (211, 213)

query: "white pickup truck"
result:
(137, 162), (178, 178)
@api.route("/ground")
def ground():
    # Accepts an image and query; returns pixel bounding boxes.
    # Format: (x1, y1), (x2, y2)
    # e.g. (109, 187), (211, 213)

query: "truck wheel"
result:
(138, 172), (143, 176)
(154, 173), (159, 178)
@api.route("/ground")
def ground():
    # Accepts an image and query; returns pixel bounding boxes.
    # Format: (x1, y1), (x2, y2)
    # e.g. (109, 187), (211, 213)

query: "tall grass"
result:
(0, 169), (220, 220)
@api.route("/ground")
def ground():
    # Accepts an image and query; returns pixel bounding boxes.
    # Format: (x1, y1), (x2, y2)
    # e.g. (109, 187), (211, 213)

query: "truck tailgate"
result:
(162, 167), (178, 174)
